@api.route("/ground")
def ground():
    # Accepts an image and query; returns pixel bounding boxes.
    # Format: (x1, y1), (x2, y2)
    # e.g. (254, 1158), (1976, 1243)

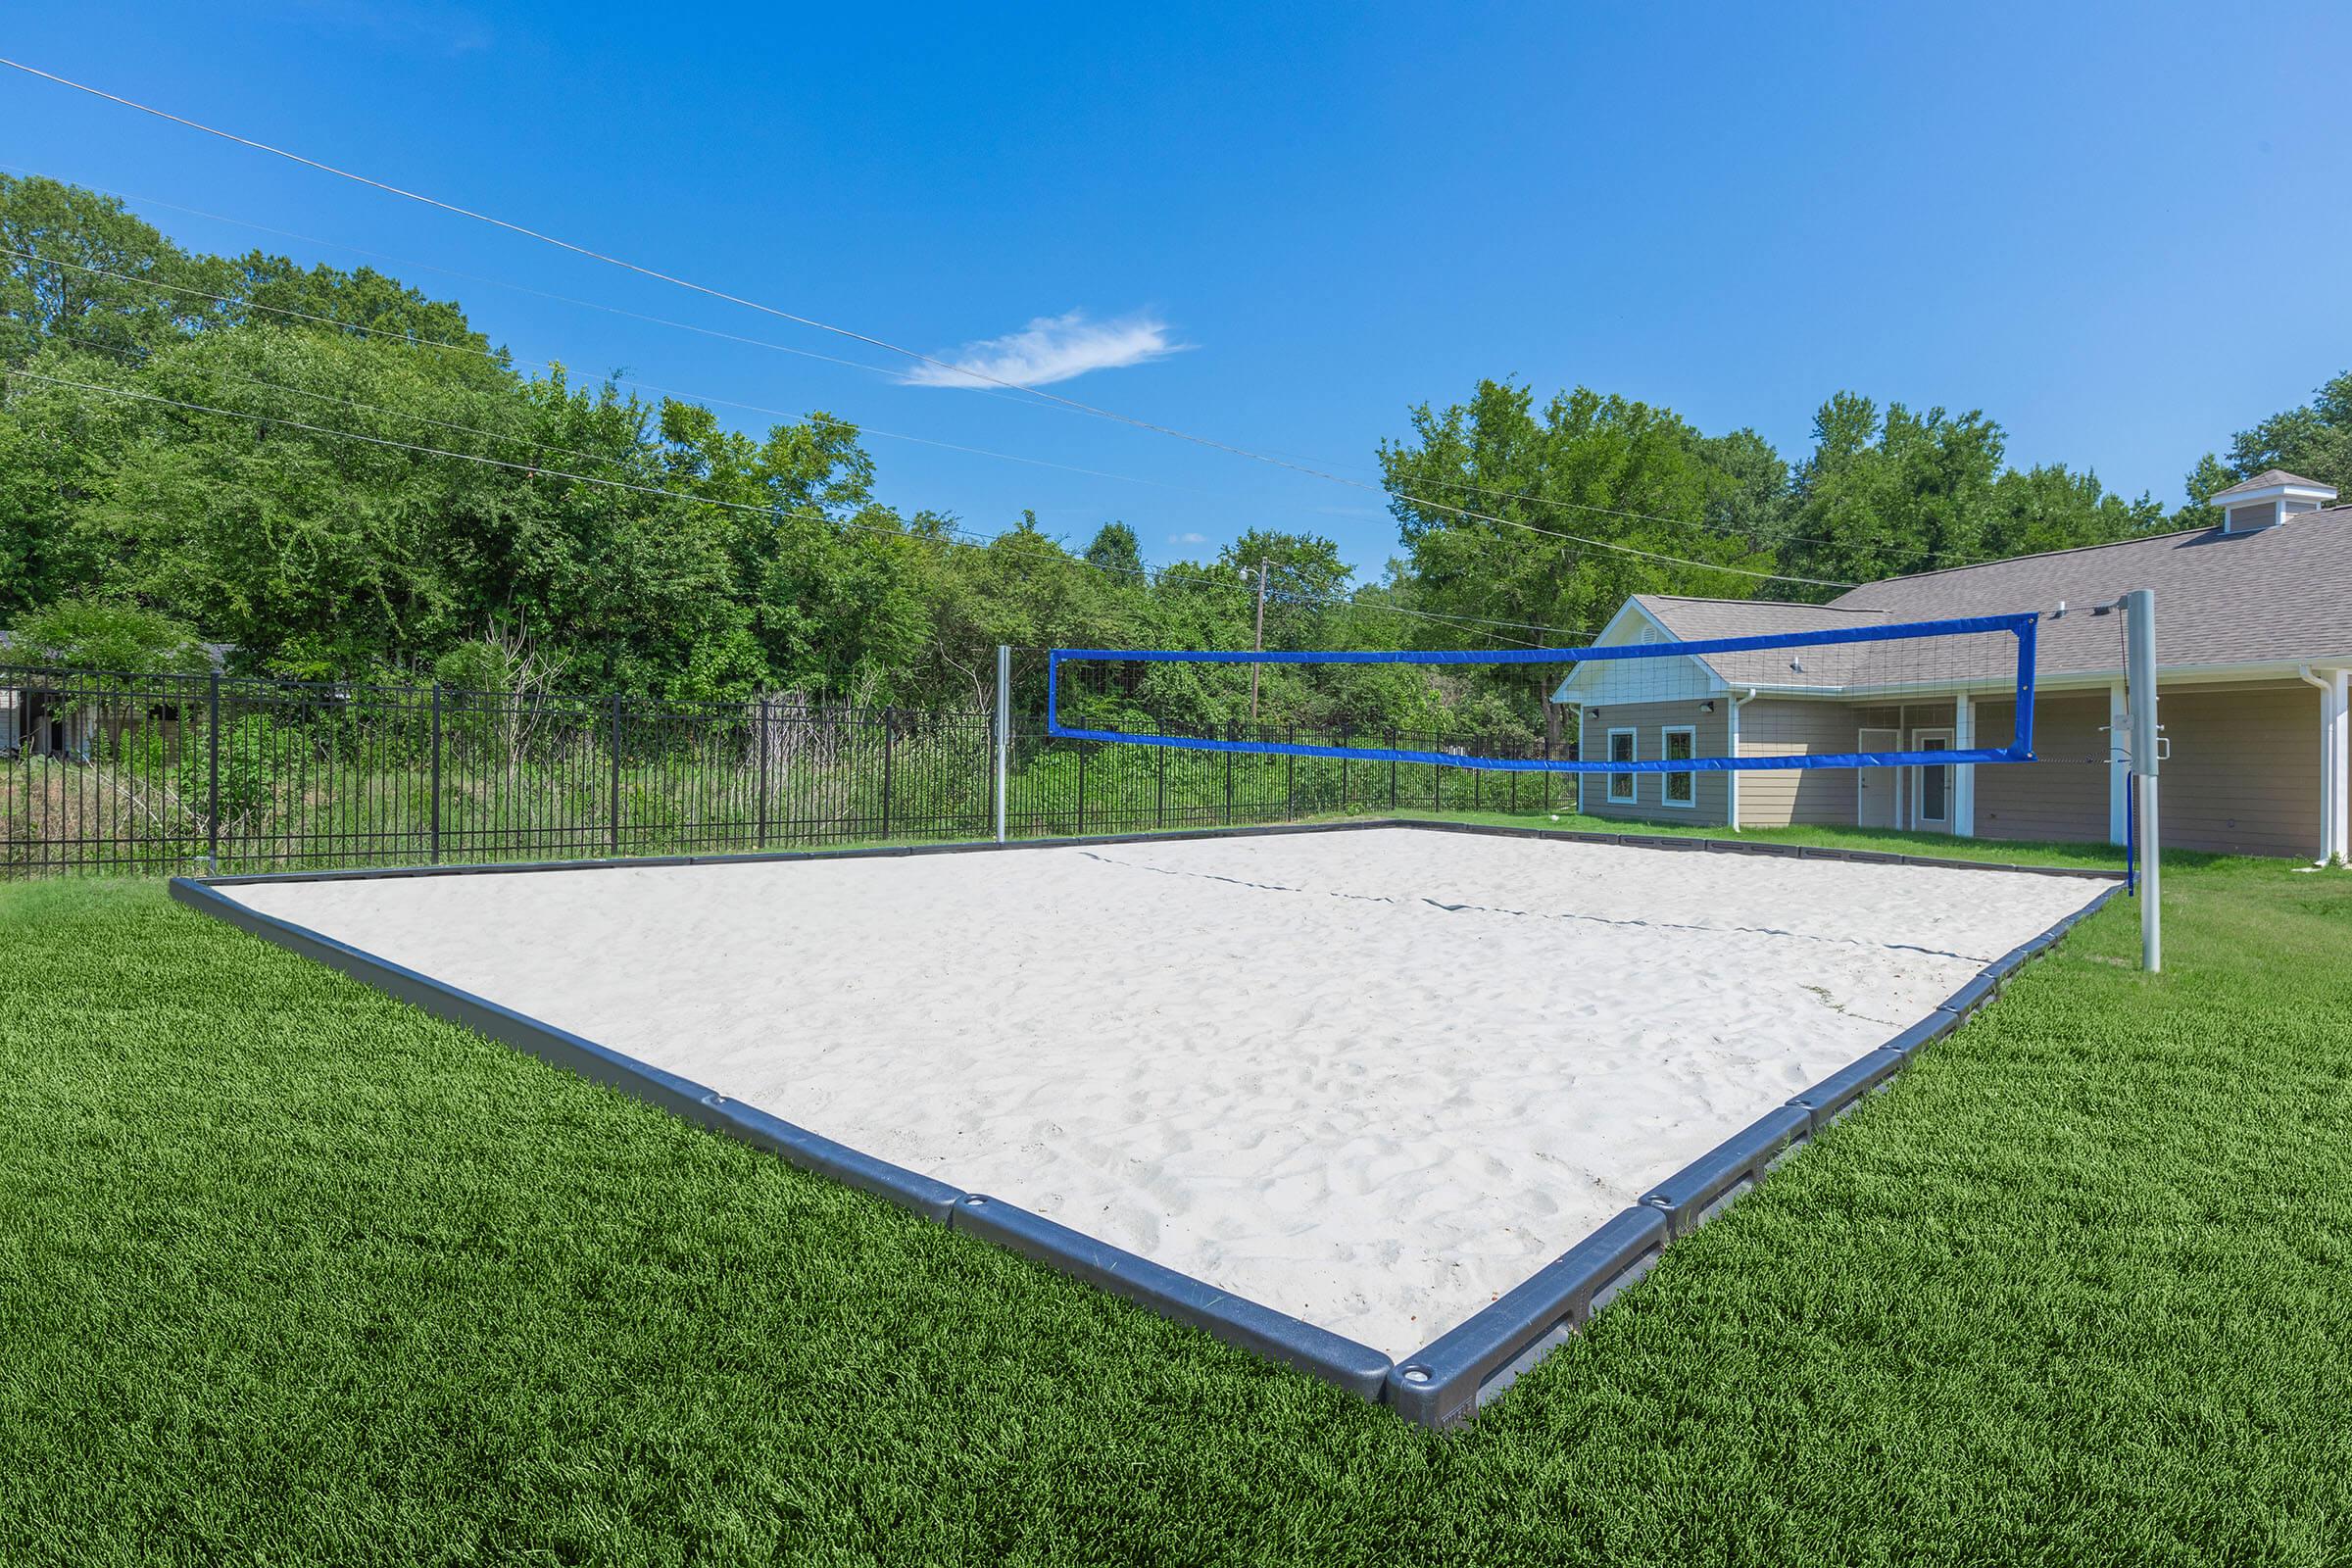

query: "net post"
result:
(994, 646), (1009, 844)
(2125, 589), (2160, 973)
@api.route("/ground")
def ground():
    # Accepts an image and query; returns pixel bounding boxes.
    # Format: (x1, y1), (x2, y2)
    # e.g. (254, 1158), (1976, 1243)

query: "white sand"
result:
(227, 828), (2105, 1357)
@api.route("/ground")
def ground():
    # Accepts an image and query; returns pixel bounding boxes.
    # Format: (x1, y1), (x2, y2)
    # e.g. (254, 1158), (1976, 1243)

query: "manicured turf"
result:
(3, 839), (2348, 1565)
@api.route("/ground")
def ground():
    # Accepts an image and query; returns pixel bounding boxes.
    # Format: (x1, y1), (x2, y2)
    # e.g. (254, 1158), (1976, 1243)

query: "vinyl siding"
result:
(1973, 693), (2111, 846)
(2156, 683), (2321, 858)
(1578, 701), (1730, 824)
(1733, 698), (1858, 827)
(1596, 665), (2329, 857)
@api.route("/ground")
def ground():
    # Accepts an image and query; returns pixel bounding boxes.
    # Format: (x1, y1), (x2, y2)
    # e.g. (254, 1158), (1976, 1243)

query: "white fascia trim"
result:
(1550, 602), (1727, 704)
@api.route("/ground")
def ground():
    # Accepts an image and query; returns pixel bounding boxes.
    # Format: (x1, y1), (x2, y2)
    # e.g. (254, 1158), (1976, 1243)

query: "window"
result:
(1660, 725), (1696, 808)
(1606, 728), (1637, 803)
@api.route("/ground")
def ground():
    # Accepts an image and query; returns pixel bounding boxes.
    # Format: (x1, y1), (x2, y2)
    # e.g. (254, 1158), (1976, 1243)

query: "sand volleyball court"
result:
(213, 825), (2108, 1360)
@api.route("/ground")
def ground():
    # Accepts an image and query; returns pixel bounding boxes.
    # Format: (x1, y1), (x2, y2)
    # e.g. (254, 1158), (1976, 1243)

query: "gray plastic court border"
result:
(168, 817), (2124, 1430)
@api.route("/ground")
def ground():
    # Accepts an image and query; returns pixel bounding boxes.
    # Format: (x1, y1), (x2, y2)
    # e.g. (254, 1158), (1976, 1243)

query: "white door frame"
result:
(1909, 727), (1955, 832)
(1856, 726), (1900, 829)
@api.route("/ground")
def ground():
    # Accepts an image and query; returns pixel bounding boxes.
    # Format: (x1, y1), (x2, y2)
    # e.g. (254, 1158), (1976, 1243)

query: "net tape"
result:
(1047, 612), (2038, 774)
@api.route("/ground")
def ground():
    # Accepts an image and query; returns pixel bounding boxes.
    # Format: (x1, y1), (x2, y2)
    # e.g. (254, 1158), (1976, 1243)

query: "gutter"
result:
(2296, 666), (2348, 865)
(1726, 688), (1759, 831)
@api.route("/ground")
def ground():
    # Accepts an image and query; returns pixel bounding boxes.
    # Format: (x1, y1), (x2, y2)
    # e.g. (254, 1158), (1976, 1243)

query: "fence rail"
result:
(0, 665), (1575, 878)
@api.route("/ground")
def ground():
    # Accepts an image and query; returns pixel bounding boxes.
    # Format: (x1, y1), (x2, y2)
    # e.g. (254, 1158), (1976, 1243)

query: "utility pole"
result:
(1250, 557), (1269, 722)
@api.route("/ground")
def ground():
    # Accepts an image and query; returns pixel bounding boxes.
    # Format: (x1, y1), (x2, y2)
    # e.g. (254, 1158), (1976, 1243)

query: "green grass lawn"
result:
(3, 829), (2349, 1565)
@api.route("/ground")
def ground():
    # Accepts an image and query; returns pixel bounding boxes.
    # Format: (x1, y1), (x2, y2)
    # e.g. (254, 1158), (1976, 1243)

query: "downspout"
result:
(1727, 688), (1758, 832)
(2297, 666), (2346, 865)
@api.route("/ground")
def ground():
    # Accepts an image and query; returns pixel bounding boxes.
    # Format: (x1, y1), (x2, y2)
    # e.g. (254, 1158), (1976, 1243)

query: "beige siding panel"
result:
(1578, 700), (1730, 825)
(2157, 684), (2320, 858)
(1974, 694), (2111, 846)
(1734, 698), (1860, 828)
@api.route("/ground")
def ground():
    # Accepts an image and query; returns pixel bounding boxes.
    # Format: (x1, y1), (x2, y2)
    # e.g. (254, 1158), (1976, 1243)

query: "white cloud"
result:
(1168, 531), (1209, 546)
(903, 310), (1187, 389)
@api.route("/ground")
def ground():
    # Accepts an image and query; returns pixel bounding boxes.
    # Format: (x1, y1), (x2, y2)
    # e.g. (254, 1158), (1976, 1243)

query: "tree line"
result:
(3, 174), (2345, 735)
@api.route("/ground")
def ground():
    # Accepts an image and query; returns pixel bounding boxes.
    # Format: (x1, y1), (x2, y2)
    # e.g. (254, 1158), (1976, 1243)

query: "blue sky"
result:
(5, 2), (2349, 581)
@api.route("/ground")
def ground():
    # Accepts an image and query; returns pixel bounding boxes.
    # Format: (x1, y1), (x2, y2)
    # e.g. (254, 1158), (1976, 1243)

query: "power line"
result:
(0, 161), (1144, 432)
(7, 246), (1229, 500)
(12, 254), (1600, 641)
(34, 321), (1583, 643)
(8, 368), (1580, 647)
(0, 62), (1856, 589)
(2, 160), (1968, 571)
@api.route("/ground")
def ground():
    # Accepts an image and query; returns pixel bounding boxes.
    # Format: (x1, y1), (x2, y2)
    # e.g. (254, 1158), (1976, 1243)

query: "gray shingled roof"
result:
(1617, 594), (2016, 692)
(1828, 506), (2352, 678)
(2206, 468), (2335, 501)
(1583, 507), (2352, 694)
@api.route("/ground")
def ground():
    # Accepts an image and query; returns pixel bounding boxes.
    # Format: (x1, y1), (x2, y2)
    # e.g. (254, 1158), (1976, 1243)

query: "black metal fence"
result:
(1, 665), (1576, 877)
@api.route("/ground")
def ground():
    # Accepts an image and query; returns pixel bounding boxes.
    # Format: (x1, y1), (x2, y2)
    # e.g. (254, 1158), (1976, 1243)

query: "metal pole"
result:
(756, 698), (770, 850)
(206, 670), (220, 872)
(880, 708), (896, 841)
(609, 692), (622, 856)
(2125, 588), (2161, 973)
(1286, 720), (1296, 821)
(994, 645), (1009, 844)
(1250, 557), (1268, 721)
(1224, 720), (1235, 822)
(429, 684), (442, 865)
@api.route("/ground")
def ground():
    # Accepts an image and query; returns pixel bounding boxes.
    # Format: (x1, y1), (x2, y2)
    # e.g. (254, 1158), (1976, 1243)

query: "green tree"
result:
(0, 174), (229, 367)
(1082, 521), (1144, 577)
(1782, 395), (2156, 593)
(2184, 369), (2352, 515)
(1378, 379), (1774, 735)
(5, 594), (210, 673)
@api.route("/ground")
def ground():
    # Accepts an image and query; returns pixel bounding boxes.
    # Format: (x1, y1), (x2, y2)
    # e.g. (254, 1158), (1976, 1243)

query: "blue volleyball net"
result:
(1047, 612), (2040, 782)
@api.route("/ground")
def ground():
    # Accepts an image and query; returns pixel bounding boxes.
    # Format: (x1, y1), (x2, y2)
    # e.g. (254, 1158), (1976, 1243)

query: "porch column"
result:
(1952, 695), (1975, 838)
(2108, 680), (2129, 845)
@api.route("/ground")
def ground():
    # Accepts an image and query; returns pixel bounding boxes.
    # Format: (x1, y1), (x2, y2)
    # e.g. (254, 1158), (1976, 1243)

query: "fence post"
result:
(1388, 727), (1398, 810)
(756, 699), (771, 851)
(609, 692), (622, 856)
(429, 684), (442, 865)
(881, 709), (895, 842)
(994, 645), (1009, 844)
(205, 670), (220, 872)
(1075, 743), (1086, 837)
(1224, 720), (1235, 824)
(1156, 743), (1166, 830)
(1286, 721), (1296, 822)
